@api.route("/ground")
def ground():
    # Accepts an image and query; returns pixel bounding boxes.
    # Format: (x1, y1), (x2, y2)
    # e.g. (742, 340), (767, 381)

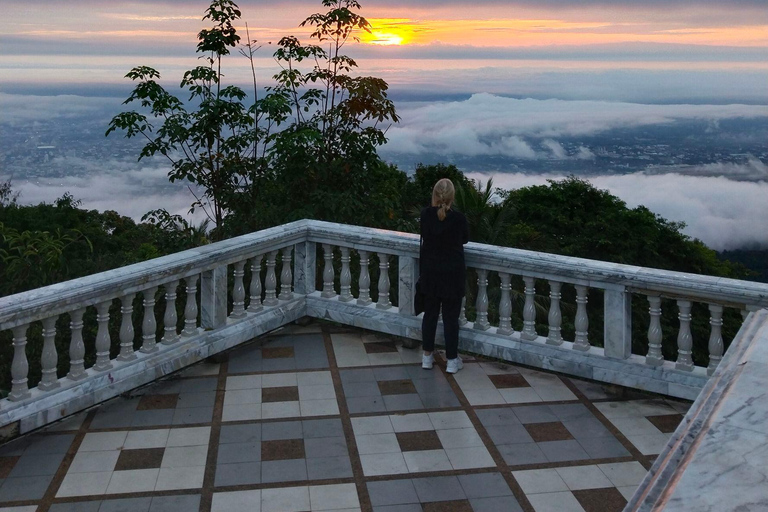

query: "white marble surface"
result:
(629, 309), (768, 511)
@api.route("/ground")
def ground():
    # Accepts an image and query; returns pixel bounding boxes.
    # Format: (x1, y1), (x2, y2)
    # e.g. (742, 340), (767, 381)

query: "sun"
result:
(366, 30), (404, 46)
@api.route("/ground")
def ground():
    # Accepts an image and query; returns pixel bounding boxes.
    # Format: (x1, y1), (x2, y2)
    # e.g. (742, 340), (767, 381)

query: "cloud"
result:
(382, 94), (768, 159)
(0, 93), (118, 125)
(11, 156), (207, 225)
(468, 170), (768, 251)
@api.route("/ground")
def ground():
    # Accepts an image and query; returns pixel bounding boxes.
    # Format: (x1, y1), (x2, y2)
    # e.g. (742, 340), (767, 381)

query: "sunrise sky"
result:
(2, 0), (767, 102)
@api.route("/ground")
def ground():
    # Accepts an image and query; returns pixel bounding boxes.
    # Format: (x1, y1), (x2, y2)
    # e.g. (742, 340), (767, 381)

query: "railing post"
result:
(497, 272), (513, 335)
(39, 316), (60, 390)
(573, 285), (590, 351)
(398, 255), (416, 316)
(182, 276), (199, 337)
(546, 281), (563, 345)
(646, 295), (664, 366)
(604, 287), (632, 359)
(68, 308), (87, 380)
(95, 301), (114, 370)
(162, 281), (180, 345)
(339, 247), (353, 302)
(676, 300), (694, 371)
(707, 304), (724, 376)
(248, 255), (263, 312)
(377, 252), (392, 310)
(521, 276), (537, 340)
(321, 245), (336, 299)
(357, 250), (372, 306)
(264, 251), (279, 306)
(294, 242), (316, 296)
(279, 246), (293, 300)
(140, 287), (159, 353)
(118, 294), (137, 361)
(231, 261), (247, 318)
(9, 324), (31, 401)
(202, 266), (227, 329)
(474, 268), (490, 330)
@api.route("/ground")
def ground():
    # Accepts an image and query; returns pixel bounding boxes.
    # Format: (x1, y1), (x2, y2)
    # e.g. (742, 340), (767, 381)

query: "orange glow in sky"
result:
(360, 18), (768, 48)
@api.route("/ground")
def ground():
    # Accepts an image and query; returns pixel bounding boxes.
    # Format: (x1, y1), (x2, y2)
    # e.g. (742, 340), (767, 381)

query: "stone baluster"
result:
(279, 246), (293, 301)
(675, 300), (694, 371)
(741, 309), (748, 321)
(522, 276), (537, 340)
(67, 308), (87, 380)
(94, 301), (113, 371)
(118, 294), (137, 361)
(162, 281), (179, 345)
(140, 287), (158, 353)
(248, 255), (263, 313)
(231, 260), (247, 318)
(376, 252), (391, 309)
(357, 250), (372, 306)
(546, 281), (563, 345)
(573, 285), (590, 351)
(321, 244), (336, 299)
(339, 247), (353, 302)
(264, 250), (279, 306)
(9, 324), (31, 401)
(38, 316), (60, 390)
(474, 269), (490, 330)
(497, 272), (513, 335)
(707, 304), (724, 376)
(182, 276), (199, 337)
(646, 295), (664, 366)
(459, 297), (468, 326)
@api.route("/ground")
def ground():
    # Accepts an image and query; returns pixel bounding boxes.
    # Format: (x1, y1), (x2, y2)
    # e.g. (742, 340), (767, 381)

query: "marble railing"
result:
(627, 308), (768, 511)
(1, 219), (767, 435)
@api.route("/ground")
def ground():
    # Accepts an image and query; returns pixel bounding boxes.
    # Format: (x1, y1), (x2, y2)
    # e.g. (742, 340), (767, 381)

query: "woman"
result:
(419, 178), (469, 373)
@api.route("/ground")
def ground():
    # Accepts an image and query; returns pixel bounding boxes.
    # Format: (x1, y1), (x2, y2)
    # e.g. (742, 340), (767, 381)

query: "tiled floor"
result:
(0, 321), (690, 512)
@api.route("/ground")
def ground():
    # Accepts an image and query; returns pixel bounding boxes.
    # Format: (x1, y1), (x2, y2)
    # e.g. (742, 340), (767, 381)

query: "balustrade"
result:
(0, 219), (764, 434)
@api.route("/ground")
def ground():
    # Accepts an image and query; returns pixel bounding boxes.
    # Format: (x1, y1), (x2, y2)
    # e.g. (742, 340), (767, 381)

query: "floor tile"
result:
(0, 475), (53, 501)
(155, 466), (205, 491)
(445, 447), (495, 469)
(260, 459), (308, 483)
(367, 479), (419, 507)
(556, 465), (614, 491)
(356, 433), (401, 455)
(57, 472), (111, 497)
(403, 449), (453, 472)
(360, 453), (408, 476)
(309, 483), (359, 510)
(149, 494), (201, 512)
(261, 486), (310, 512)
(99, 497), (152, 512)
(212, 490), (261, 512)
(527, 491), (586, 512)
(457, 472), (512, 498)
(412, 475), (466, 502)
(598, 462), (648, 487)
(513, 468), (569, 494)
(306, 456), (353, 480)
(80, 432), (127, 452)
(470, 496), (524, 512)
(106, 468), (159, 494)
(215, 462), (261, 486)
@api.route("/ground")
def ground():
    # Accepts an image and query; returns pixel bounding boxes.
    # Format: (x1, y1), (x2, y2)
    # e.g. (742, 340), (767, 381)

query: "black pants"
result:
(422, 295), (462, 360)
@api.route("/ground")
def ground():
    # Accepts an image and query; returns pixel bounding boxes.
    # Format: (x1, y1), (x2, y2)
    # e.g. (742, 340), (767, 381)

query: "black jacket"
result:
(419, 206), (469, 298)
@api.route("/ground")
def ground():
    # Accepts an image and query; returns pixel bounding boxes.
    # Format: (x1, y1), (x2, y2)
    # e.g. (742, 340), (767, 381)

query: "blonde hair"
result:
(431, 178), (455, 221)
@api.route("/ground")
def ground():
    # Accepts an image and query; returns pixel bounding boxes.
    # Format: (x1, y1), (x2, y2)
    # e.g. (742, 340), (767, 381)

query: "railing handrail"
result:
(2, 218), (766, 330)
(306, 220), (768, 308)
(0, 220), (309, 329)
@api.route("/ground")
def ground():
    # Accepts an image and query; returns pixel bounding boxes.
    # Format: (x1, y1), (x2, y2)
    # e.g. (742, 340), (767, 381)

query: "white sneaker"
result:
(446, 357), (463, 374)
(422, 353), (434, 370)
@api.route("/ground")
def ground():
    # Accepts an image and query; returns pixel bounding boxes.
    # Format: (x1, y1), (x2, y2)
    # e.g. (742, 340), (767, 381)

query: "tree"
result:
(108, 0), (401, 238)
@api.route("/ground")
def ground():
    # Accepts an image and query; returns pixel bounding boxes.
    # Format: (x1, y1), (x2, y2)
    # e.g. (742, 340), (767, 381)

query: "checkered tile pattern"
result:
(595, 399), (688, 455)
(352, 412), (495, 476)
(0, 322), (680, 512)
(514, 462), (648, 512)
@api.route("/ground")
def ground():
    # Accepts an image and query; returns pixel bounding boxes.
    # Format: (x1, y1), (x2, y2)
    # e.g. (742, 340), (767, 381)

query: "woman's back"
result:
(419, 206), (469, 298)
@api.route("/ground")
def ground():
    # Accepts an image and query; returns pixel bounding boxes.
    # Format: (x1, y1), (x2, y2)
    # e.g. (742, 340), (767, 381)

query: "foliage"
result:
(108, 0), (401, 239)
